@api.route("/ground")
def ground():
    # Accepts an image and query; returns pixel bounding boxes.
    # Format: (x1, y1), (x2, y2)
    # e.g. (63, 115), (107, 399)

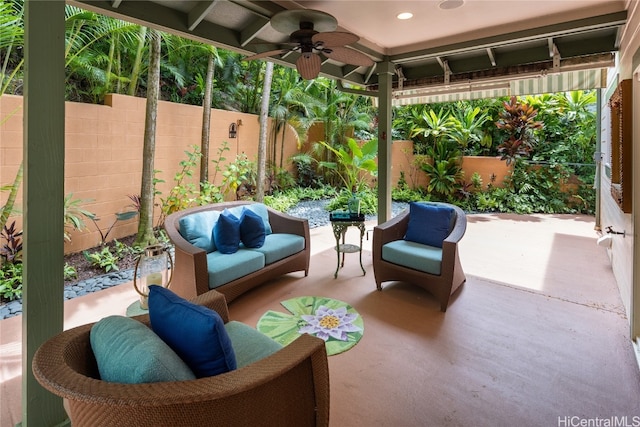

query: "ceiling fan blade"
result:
(243, 49), (290, 61)
(296, 53), (322, 80)
(312, 31), (359, 48)
(322, 46), (374, 67)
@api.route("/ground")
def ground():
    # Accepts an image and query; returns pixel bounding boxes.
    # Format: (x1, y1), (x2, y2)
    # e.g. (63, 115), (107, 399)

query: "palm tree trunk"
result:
(279, 121), (286, 169)
(200, 52), (214, 184)
(135, 28), (159, 247)
(106, 34), (115, 93)
(0, 162), (23, 232)
(256, 61), (274, 201)
(128, 26), (147, 96)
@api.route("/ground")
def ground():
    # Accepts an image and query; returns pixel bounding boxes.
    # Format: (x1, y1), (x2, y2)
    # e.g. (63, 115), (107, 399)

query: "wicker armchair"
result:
(164, 201), (310, 303)
(32, 290), (329, 427)
(372, 202), (467, 312)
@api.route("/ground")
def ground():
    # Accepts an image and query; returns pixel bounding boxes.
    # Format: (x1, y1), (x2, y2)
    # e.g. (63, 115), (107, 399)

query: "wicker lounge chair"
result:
(372, 202), (467, 312)
(32, 290), (329, 427)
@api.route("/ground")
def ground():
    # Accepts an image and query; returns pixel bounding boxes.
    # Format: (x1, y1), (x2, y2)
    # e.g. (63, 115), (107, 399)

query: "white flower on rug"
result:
(299, 305), (362, 341)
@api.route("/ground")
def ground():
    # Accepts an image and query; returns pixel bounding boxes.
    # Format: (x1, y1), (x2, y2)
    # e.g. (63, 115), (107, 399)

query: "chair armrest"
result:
(441, 206), (467, 273)
(33, 326), (329, 426)
(443, 205), (467, 245)
(373, 210), (409, 246)
(191, 290), (230, 323)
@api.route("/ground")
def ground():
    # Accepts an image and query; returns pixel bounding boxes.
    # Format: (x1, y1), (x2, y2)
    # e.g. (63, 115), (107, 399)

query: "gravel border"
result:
(0, 201), (409, 320)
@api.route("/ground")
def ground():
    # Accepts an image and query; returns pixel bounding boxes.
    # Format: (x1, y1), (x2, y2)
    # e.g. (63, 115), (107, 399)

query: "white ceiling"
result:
(296, 0), (626, 54)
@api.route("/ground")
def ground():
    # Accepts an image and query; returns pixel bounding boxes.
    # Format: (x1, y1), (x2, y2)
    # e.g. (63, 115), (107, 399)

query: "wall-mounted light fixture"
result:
(229, 122), (237, 138)
(229, 119), (242, 138)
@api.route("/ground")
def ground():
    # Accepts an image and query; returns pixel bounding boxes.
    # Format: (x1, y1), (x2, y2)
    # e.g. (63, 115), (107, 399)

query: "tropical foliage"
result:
(0, 0), (601, 301)
(393, 91), (597, 214)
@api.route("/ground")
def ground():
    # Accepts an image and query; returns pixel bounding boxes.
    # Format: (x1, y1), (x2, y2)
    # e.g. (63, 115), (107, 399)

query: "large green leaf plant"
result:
(317, 137), (378, 192)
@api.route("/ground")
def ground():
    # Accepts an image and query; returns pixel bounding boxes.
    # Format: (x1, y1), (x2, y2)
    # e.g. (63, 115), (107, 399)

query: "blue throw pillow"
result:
(239, 208), (266, 248)
(148, 285), (237, 378)
(404, 202), (454, 248)
(90, 315), (196, 384)
(213, 209), (240, 254)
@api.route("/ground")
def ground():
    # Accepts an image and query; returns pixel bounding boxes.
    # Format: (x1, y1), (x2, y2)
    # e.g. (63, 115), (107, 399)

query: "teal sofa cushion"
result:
(405, 202), (454, 248)
(382, 240), (443, 275)
(206, 249), (265, 289)
(239, 208), (266, 248)
(90, 315), (196, 384)
(228, 203), (272, 235)
(178, 210), (220, 253)
(213, 209), (241, 254)
(251, 233), (305, 265)
(224, 321), (283, 368)
(148, 285), (237, 378)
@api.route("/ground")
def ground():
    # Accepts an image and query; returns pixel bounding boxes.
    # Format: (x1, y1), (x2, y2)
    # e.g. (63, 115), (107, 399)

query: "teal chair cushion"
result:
(224, 321), (283, 368)
(148, 285), (237, 378)
(90, 315), (196, 384)
(405, 202), (454, 248)
(382, 240), (443, 275)
(250, 233), (305, 265)
(206, 249), (265, 289)
(178, 210), (221, 253)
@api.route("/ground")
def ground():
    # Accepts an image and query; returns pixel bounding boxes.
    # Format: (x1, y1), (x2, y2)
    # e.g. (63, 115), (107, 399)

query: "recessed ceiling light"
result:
(397, 12), (413, 20)
(439, 0), (464, 10)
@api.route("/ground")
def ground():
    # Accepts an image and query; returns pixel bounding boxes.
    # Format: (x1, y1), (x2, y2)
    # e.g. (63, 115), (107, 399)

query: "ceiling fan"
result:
(243, 9), (374, 80)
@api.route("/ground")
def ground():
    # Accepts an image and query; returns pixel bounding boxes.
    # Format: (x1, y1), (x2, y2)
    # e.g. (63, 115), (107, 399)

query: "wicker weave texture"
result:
(164, 201), (311, 302)
(372, 202), (467, 312)
(32, 290), (329, 426)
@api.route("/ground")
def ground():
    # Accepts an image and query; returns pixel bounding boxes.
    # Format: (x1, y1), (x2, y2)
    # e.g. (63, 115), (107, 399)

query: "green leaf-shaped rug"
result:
(257, 296), (364, 356)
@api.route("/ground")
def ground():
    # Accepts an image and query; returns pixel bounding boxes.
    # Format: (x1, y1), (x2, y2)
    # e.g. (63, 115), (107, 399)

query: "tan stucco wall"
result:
(389, 140), (512, 190)
(0, 94), (299, 254)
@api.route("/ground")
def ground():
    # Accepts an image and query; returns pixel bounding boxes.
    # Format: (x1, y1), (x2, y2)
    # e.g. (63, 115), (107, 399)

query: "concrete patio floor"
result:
(0, 212), (630, 426)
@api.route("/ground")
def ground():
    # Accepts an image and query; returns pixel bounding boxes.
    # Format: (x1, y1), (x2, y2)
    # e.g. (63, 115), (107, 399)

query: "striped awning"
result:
(391, 68), (608, 106)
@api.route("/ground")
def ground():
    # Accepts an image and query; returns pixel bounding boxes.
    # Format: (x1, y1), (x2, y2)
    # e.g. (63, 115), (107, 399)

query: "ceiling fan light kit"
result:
(244, 9), (374, 80)
(439, 0), (465, 10)
(296, 52), (322, 80)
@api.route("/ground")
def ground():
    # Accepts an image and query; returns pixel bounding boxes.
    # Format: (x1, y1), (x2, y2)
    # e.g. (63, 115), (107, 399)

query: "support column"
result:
(377, 61), (395, 224)
(22, 1), (67, 425)
(594, 89), (602, 230)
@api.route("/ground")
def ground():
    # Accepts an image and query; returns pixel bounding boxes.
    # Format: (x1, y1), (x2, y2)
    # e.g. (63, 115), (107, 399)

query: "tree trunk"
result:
(256, 62), (273, 202)
(128, 26), (147, 96)
(0, 162), (23, 232)
(106, 35), (115, 93)
(280, 121), (286, 169)
(134, 28), (160, 248)
(200, 52), (214, 184)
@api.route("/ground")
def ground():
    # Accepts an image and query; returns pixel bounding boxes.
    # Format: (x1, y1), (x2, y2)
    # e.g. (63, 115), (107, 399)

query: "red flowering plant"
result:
(495, 96), (544, 165)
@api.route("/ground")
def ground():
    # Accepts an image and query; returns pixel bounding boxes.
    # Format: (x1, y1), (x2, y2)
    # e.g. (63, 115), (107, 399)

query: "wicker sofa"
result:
(164, 201), (310, 303)
(32, 290), (330, 427)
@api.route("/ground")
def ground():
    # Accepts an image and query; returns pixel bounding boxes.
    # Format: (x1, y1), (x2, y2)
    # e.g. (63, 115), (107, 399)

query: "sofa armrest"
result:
(267, 207), (309, 240)
(164, 212), (211, 300)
